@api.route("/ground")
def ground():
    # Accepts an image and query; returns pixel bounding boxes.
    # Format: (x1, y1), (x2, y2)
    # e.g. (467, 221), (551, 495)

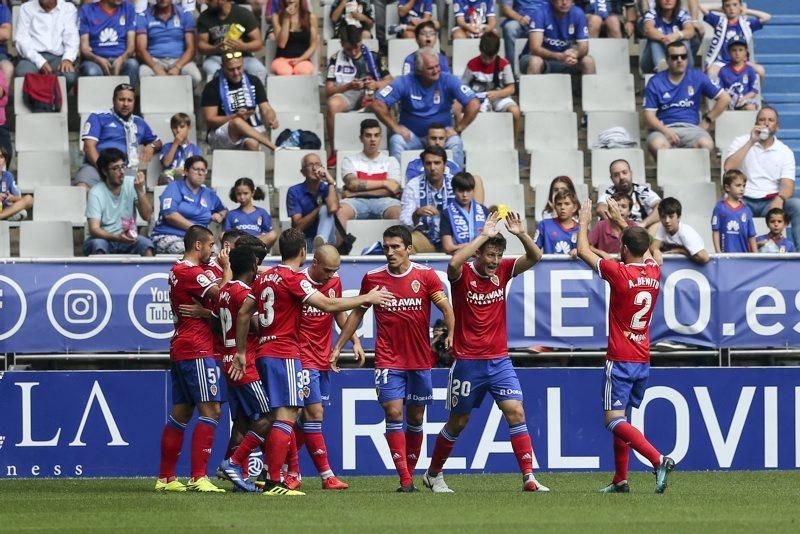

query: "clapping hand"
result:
(505, 211), (525, 235)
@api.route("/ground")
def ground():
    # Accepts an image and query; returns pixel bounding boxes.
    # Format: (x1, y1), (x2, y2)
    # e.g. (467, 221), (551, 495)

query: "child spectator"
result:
(701, 0), (770, 81)
(440, 171), (490, 254)
(718, 37), (760, 111)
(534, 189), (578, 256)
(451, 0), (496, 40)
(396, 0), (437, 39)
(0, 147), (33, 222)
(223, 177), (278, 248)
(330, 0), (375, 40)
(589, 192), (636, 256)
(712, 169), (757, 253)
(541, 175), (577, 220)
(756, 208), (795, 254)
(159, 113), (201, 184)
(651, 197), (710, 264)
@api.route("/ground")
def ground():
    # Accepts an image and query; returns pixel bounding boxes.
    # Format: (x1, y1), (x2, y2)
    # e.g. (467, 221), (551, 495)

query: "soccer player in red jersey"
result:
(234, 228), (393, 496)
(423, 211), (549, 493)
(331, 225), (456, 492)
(576, 198), (676, 494)
(156, 225), (231, 493)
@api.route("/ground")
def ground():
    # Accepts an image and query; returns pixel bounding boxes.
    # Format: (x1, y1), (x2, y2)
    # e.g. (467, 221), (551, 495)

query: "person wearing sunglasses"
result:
(644, 41), (730, 160)
(197, 0), (266, 82)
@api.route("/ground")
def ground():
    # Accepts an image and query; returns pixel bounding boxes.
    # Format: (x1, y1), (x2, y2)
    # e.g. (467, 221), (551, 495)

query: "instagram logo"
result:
(64, 290), (98, 324)
(47, 274), (112, 340)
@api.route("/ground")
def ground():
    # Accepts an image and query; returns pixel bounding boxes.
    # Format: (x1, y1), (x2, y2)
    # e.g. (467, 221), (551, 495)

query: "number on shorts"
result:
(206, 367), (218, 385)
(374, 369), (389, 385)
(258, 287), (275, 327)
(300, 369), (311, 386)
(450, 379), (471, 397)
(296, 370), (304, 391)
(630, 291), (653, 329)
(219, 307), (235, 348)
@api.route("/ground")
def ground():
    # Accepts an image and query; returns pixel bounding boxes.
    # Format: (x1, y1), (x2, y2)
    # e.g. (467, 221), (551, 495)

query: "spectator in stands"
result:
(135, 0), (202, 89)
(0, 2), (11, 85)
(325, 26), (391, 167)
(711, 169), (756, 253)
(15, 0), (79, 92)
(440, 171), (490, 254)
(373, 47), (480, 169)
(534, 189), (579, 256)
(700, 0), (769, 81)
(151, 155), (227, 254)
(0, 147), (33, 222)
(756, 208), (795, 254)
(402, 20), (451, 76)
(451, 0), (497, 40)
(330, 0), (375, 40)
(75, 83), (162, 192)
(337, 119), (402, 232)
(198, 0), (266, 82)
(500, 0), (546, 64)
(540, 175), (577, 220)
(405, 123), (461, 182)
(644, 41), (729, 160)
(159, 112), (201, 184)
(640, 0), (694, 73)
(520, 0), (596, 77)
(271, 0), (318, 76)
(724, 106), (800, 247)
(650, 197), (710, 264)
(84, 147), (154, 256)
(396, 0), (437, 39)
(575, 0), (619, 38)
(718, 37), (760, 111)
(201, 51), (279, 152)
(400, 145), (453, 252)
(287, 152), (339, 251)
(224, 177), (278, 248)
(461, 32), (521, 144)
(597, 159), (661, 228)
(589, 192), (636, 256)
(79, 0), (139, 85)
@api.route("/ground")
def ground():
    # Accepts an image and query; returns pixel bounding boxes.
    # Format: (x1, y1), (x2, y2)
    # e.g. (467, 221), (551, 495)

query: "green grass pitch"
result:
(1, 472), (798, 532)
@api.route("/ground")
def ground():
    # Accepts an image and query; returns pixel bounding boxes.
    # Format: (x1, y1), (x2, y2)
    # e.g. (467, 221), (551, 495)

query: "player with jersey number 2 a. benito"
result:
(424, 211), (550, 493)
(331, 225), (455, 493)
(576, 198), (676, 494)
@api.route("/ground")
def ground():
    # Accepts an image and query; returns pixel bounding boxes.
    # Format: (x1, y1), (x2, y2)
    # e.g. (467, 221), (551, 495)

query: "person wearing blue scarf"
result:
(441, 172), (490, 254)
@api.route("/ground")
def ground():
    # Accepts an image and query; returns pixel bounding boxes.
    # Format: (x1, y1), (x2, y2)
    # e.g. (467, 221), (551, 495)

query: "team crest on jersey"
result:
(119, 16), (125, 25)
(571, 233), (578, 243)
(451, 395), (459, 407)
(433, 90), (441, 105)
(328, 288), (336, 297)
(470, 280), (477, 288)
(82, 121), (91, 135)
(490, 275), (500, 286)
(741, 213), (748, 222)
(257, 216), (263, 226)
(200, 197), (208, 207)
(210, 384), (218, 396)
(301, 386), (311, 399)
(568, 24), (574, 35)
(411, 280), (421, 293)
(687, 85), (695, 96)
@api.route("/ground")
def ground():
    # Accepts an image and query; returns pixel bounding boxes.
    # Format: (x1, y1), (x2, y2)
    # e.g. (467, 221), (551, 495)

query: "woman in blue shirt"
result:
(640, 0), (695, 73)
(223, 177), (277, 249)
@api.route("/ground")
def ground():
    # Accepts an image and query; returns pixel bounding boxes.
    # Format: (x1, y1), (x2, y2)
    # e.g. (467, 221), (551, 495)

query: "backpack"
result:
(275, 129), (322, 149)
(21, 73), (63, 113)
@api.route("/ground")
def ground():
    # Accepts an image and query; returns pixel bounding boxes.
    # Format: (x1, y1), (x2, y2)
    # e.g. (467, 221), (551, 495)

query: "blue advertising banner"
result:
(0, 256), (799, 353)
(1, 368), (798, 478)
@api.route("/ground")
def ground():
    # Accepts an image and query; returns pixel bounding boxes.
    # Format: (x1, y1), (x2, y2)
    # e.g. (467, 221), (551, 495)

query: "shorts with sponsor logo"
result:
(602, 360), (650, 411)
(302, 369), (331, 406)
(446, 356), (523, 414)
(374, 369), (433, 405)
(228, 380), (271, 421)
(256, 357), (304, 409)
(170, 358), (223, 405)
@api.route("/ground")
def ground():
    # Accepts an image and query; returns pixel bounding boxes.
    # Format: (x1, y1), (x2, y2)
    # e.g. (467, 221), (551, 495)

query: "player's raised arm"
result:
(432, 291), (455, 350)
(507, 211), (543, 276)
(330, 307), (367, 372)
(447, 211), (501, 280)
(308, 285), (394, 313)
(577, 199), (602, 272)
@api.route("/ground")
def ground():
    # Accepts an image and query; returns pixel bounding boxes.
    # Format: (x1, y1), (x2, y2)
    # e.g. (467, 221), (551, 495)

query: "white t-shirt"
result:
(341, 151), (402, 190)
(725, 135), (796, 199)
(655, 221), (706, 256)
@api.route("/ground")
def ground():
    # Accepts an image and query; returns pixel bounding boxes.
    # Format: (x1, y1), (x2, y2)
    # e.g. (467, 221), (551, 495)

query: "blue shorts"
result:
(602, 360), (650, 411)
(301, 369), (331, 406)
(446, 357), (523, 414)
(375, 369), (433, 405)
(228, 380), (271, 421)
(170, 358), (223, 406)
(256, 357), (304, 409)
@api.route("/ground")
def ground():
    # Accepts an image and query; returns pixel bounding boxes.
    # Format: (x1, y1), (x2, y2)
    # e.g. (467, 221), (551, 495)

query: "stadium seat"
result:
(263, 40), (277, 70)
(385, 2), (399, 40)
(586, 111), (641, 149)
(33, 186), (87, 226)
(388, 38), (419, 77)
(266, 75), (319, 112)
(271, 112), (326, 147)
(588, 38), (631, 75)
(345, 219), (399, 255)
(140, 76), (194, 114)
(529, 149), (584, 191)
(144, 157), (162, 192)
(274, 149), (327, 188)
(152, 185), (168, 224)
(14, 76), (68, 117)
(0, 221), (8, 256)
(513, 37), (527, 76)
(582, 74), (636, 112)
(462, 114), (514, 151)
(336, 150), (389, 185)
(524, 112), (579, 152)
(15, 114), (69, 152)
(322, 2), (334, 42)
(16, 151), (71, 192)
(142, 113), (198, 145)
(399, 149), (452, 183)
(451, 38), (505, 76)
(278, 185), (290, 222)
(754, 216), (768, 238)
(464, 149), (520, 185)
(590, 148), (646, 190)
(483, 183), (526, 219)
(211, 150), (267, 189)
(533, 181), (589, 222)
(715, 110), (758, 157)
(661, 182), (718, 218)
(215, 186), (271, 212)
(334, 112), (387, 151)
(8, 5), (18, 57)
(77, 76), (129, 115)
(518, 75), (573, 112)
(19, 221), (74, 258)
(327, 38), (380, 58)
(656, 149), (711, 186)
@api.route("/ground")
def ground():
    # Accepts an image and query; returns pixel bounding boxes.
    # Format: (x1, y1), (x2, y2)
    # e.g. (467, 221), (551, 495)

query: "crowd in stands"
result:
(0, 0), (795, 260)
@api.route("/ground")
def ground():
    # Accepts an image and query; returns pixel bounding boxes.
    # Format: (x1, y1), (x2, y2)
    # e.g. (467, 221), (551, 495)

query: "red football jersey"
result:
(168, 260), (217, 361)
(598, 258), (661, 363)
(203, 259), (226, 359)
(360, 263), (444, 370)
(249, 264), (318, 359)
(298, 270), (341, 370)
(216, 280), (260, 385)
(451, 258), (517, 359)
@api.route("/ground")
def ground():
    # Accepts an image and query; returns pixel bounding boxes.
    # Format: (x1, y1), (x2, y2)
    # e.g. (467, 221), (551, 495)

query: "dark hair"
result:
(183, 225), (213, 251)
(621, 226), (651, 257)
(184, 155), (208, 172)
(553, 189), (579, 206)
(229, 177), (266, 202)
(221, 228), (246, 247)
(658, 197), (683, 217)
(452, 171), (476, 192)
(235, 233), (269, 263)
(112, 83), (135, 99)
(478, 234), (507, 253)
(279, 227), (306, 261)
(609, 158), (631, 175)
(723, 169), (747, 188)
(757, 105), (779, 123)
(0, 145), (9, 168)
(611, 191), (633, 206)
(230, 246), (258, 279)
(427, 123), (447, 134)
(414, 20), (437, 38)
(766, 207), (788, 224)
(479, 31), (500, 57)
(170, 112), (191, 129)
(360, 118), (381, 136)
(383, 225), (412, 247)
(280, 0), (310, 31)
(421, 145), (447, 164)
(340, 24), (363, 46)
(96, 147), (127, 182)
(666, 40), (688, 54)
(657, 0), (682, 19)
(544, 176), (577, 215)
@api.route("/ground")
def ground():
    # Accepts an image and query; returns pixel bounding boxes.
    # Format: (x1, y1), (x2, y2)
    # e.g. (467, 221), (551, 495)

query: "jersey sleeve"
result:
(703, 11), (720, 26)
(597, 258), (623, 284)
(574, 10), (589, 40)
(425, 268), (445, 298)
(448, 75), (477, 106)
(746, 211), (757, 239)
(643, 78), (659, 111)
(286, 186), (304, 217)
(439, 211), (452, 236)
(711, 202), (721, 231)
(699, 71), (723, 99)
(252, 76), (268, 104)
(159, 182), (182, 216)
(83, 113), (101, 141)
(260, 209), (273, 233)
(135, 13), (147, 34)
(358, 273), (375, 309)
(376, 77), (405, 108)
(138, 118), (158, 144)
(530, 8), (545, 32)
(222, 213), (233, 231)
(534, 221), (544, 249)
(499, 257), (517, 283)
(747, 16), (764, 32)
(182, 9), (197, 31)
(187, 265), (217, 299)
(289, 273), (318, 303)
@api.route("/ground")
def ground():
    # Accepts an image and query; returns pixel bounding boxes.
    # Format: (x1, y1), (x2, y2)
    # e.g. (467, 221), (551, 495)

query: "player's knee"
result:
(171, 404), (193, 424)
(252, 416), (271, 436)
(383, 404), (403, 422)
(199, 402), (221, 421)
(304, 403), (324, 421)
(447, 414), (470, 434)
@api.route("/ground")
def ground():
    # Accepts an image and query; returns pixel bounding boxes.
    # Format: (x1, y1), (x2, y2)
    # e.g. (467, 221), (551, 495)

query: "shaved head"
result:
(309, 244), (341, 284)
(314, 244), (340, 264)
